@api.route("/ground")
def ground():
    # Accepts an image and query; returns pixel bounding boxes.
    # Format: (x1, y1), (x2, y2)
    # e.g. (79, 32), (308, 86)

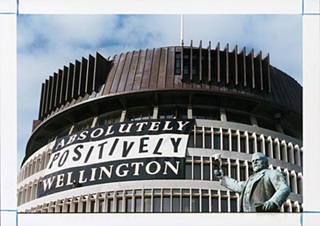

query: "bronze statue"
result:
(214, 152), (290, 212)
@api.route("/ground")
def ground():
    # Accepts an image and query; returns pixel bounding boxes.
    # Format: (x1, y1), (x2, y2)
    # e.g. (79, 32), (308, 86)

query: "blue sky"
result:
(17, 14), (302, 167)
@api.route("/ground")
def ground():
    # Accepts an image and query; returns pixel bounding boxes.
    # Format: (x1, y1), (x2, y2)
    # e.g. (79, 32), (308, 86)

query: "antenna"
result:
(180, 14), (184, 45)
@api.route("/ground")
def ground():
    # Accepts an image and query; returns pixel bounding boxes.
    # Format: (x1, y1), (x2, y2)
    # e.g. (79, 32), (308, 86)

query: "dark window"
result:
(126, 107), (153, 121)
(172, 196), (180, 212)
(256, 117), (277, 131)
(72, 118), (93, 133)
(98, 111), (121, 125)
(126, 197), (132, 212)
(195, 132), (203, 148)
(211, 196), (219, 212)
(231, 135), (238, 151)
(230, 197), (237, 212)
(249, 138), (255, 154)
(182, 196), (190, 212)
(202, 196), (209, 212)
(226, 111), (251, 125)
(153, 196), (161, 212)
(192, 196), (200, 212)
(135, 197), (141, 212)
(116, 198), (123, 212)
(175, 52), (181, 75)
(163, 196), (170, 212)
(159, 106), (187, 119)
(223, 134), (229, 150)
(203, 163), (210, 180)
(185, 162), (192, 179)
(192, 108), (220, 120)
(188, 133), (195, 147)
(194, 163), (201, 180)
(144, 197), (151, 212)
(221, 197), (228, 212)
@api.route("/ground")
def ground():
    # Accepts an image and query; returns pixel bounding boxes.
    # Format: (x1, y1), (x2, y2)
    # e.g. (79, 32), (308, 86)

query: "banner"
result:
(37, 119), (194, 197)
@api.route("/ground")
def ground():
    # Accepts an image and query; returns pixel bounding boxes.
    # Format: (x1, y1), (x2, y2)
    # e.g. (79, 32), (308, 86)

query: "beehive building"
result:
(17, 40), (303, 213)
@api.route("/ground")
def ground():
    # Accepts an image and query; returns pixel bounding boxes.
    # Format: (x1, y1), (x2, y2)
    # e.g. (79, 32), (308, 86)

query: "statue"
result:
(213, 152), (290, 212)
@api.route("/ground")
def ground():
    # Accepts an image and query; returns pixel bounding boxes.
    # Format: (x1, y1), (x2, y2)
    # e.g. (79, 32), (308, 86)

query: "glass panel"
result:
(153, 196), (161, 212)
(240, 165), (246, 181)
(231, 164), (237, 179)
(221, 197), (228, 212)
(99, 199), (104, 213)
(203, 163), (210, 180)
(232, 136), (238, 151)
(185, 163), (192, 179)
(214, 134), (220, 149)
(135, 197), (142, 213)
(188, 133), (194, 147)
(240, 136), (246, 153)
(172, 196), (180, 212)
(116, 198), (122, 213)
(223, 134), (229, 150)
(182, 196), (190, 212)
(72, 118), (93, 133)
(195, 133), (203, 148)
(211, 196), (219, 212)
(163, 196), (170, 212)
(82, 202), (86, 213)
(230, 198), (237, 212)
(205, 133), (211, 149)
(194, 163), (201, 180)
(90, 201), (95, 213)
(192, 196), (200, 212)
(144, 197), (151, 212)
(126, 197), (132, 212)
(202, 196), (209, 212)
(74, 203), (78, 213)
(249, 138), (255, 154)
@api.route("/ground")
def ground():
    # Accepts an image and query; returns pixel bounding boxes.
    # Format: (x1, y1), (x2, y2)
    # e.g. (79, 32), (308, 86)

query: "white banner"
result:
(46, 133), (189, 175)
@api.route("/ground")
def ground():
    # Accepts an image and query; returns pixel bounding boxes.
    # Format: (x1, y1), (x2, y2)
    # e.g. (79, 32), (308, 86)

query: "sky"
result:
(17, 14), (302, 167)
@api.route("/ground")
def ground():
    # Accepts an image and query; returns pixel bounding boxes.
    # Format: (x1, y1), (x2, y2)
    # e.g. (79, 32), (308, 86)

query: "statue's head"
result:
(251, 152), (269, 172)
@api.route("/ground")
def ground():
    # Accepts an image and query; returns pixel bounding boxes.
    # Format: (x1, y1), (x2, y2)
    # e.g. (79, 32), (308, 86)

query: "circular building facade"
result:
(17, 41), (303, 213)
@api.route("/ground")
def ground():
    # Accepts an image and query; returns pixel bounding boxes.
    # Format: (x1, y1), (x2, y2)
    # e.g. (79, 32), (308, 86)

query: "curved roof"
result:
(23, 42), (302, 165)
(38, 42), (302, 121)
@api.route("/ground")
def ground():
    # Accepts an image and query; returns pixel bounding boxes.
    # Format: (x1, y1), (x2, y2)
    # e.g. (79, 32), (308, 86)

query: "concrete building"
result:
(17, 40), (303, 213)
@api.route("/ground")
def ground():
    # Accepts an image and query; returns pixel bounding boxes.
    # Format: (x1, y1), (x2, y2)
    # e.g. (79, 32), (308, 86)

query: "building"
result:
(17, 40), (303, 213)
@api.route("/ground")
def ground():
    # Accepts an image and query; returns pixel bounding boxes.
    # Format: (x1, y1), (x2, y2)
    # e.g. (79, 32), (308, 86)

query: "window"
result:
(97, 111), (121, 126)
(72, 118), (93, 133)
(201, 190), (209, 212)
(175, 52), (181, 75)
(163, 196), (170, 212)
(159, 106), (187, 119)
(204, 128), (212, 149)
(126, 107), (153, 121)
(153, 196), (161, 212)
(144, 196), (151, 212)
(192, 108), (220, 120)
(185, 156), (192, 179)
(222, 131), (229, 151)
(213, 129), (220, 149)
(226, 111), (251, 125)
(203, 161), (210, 180)
(193, 156), (201, 180)
(172, 196), (180, 212)
(135, 197), (142, 213)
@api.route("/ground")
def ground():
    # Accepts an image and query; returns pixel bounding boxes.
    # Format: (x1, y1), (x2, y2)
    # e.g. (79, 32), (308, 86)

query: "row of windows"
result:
(49, 105), (299, 139)
(185, 156), (303, 195)
(188, 127), (302, 166)
(18, 125), (302, 184)
(21, 189), (302, 213)
(17, 155), (302, 206)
